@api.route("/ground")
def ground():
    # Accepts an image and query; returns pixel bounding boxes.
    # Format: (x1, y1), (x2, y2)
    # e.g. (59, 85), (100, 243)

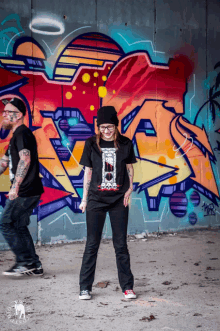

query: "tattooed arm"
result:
(79, 166), (93, 213)
(9, 149), (31, 200)
(0, 155), (9, 175)
(124, 163), (134, 207)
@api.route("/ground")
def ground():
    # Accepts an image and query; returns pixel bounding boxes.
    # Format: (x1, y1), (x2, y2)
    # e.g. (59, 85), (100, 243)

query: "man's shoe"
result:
(124, 289), (137, 299)
(2, 263), (36, 277)
(79, 290), (91, 300)
(30, 264), (44, 276)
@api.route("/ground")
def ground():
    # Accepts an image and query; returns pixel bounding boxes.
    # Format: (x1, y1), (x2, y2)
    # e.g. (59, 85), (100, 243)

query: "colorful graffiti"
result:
(0, 18), (219, 231)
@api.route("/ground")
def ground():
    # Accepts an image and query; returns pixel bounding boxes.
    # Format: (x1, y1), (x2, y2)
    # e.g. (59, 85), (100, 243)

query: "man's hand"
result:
(124, 187), (133, 207)
(79, 201), (87, 213)
(0, 155), (9, 175)
(8, 186), (19, 200)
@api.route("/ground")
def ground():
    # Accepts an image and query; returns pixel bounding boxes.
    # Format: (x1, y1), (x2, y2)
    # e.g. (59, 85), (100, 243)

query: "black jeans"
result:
(0, 196), (41, 266)
(79, 199), (134, 292)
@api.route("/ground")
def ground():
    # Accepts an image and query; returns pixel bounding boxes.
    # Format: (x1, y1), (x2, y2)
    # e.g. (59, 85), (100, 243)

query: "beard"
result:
(1, 121), (13, 130)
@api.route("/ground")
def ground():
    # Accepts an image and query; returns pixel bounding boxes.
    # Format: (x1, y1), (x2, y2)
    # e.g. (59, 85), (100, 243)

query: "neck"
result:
(12, 120), (24, 133)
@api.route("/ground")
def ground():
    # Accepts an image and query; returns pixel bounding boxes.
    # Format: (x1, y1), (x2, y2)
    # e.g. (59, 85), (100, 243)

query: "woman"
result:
(79, 106), (137, 300)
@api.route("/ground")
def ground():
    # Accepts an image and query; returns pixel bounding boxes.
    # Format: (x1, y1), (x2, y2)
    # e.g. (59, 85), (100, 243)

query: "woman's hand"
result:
(124, 188), (133, 207)
(79, 200), (87, 213)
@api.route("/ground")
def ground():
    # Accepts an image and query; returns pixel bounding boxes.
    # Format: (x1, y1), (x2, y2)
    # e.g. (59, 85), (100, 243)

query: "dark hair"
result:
(96, 126), (120, 152)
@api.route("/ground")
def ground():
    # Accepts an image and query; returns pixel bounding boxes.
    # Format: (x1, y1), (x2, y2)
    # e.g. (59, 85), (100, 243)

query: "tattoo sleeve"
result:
(82, 166), (93, 201)
(126, 164), (134, 190)
(0, 155), (9, 175)
(12, 149), (31, 189)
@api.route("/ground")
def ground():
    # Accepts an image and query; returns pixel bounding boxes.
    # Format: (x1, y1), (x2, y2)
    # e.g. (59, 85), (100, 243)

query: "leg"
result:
(79, 209), (106, 291)
(109, 201), (134, 292)
(0, 196), (41, 266)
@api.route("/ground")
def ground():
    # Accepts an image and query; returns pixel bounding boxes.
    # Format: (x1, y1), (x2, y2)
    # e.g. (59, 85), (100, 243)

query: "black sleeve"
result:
(79, 138), (93, 168)
(16, 132), (32, 153)
(125, 141), (137, 164)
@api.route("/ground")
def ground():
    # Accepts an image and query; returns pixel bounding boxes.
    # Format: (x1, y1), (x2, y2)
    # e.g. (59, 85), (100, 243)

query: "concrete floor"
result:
(0, 229), (219, 331)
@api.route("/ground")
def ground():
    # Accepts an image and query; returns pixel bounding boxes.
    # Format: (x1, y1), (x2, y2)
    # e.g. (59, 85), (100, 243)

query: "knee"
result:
(113, 241), (128, 255)
(85, 240), (100, 255)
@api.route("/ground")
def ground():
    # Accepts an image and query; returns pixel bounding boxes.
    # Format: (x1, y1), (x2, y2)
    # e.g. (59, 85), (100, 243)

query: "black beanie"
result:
(97, 106), (119, 127)
(2, 97), (26, 116)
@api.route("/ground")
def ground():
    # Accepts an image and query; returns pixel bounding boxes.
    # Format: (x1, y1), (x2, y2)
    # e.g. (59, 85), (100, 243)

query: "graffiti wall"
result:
(0, 0), (220, 246)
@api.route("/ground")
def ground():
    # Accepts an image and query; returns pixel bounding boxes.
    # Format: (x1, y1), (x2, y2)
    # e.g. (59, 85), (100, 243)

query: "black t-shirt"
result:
(79, 134), (137, 205)
(5, 124), (44, 197)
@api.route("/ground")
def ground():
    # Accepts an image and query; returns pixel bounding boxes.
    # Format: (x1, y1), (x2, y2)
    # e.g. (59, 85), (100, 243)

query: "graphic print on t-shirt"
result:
(98, 148), (119, 191)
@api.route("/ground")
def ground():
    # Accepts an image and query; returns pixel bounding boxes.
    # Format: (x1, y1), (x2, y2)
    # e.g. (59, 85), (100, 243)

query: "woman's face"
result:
(99, 123), (116, 141)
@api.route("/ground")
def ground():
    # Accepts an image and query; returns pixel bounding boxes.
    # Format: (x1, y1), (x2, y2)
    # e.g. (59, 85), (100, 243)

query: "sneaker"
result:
(30, 264), (44, 276)
(79, 290), (91, 300)
(2, 263), (36, 277)
(124, 289), (137, 299)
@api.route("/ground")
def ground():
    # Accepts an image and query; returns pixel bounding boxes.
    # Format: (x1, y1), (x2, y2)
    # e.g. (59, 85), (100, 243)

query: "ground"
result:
(0, 229), (220, 331)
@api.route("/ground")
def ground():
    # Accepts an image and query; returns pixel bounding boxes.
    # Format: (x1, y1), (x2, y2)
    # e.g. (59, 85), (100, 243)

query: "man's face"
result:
(2, 103), (22, 130)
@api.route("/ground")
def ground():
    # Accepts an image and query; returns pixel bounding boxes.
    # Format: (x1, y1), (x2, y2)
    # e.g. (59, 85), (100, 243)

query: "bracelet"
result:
(81, 200), (87, 203)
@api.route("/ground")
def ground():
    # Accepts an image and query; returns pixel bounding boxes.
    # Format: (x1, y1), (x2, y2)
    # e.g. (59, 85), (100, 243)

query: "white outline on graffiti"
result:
(42, 26), (91, 55)
(49, 212), (85, 225)
(118, 33), (165, 54)
(173, 133), (193, 158)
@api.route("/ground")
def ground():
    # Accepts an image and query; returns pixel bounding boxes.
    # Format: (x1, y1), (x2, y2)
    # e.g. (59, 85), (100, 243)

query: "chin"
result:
(2, 122), (12, 130)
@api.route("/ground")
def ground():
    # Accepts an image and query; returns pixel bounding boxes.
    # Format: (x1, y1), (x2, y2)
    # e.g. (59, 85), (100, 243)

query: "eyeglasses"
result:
(99, 125), (115, 132)
(2, 110), (20, 115)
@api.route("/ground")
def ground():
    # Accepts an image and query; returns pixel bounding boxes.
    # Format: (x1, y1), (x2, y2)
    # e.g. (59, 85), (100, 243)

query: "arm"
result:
(0, 155), (9, 175)
(9, 149), (31, 200)
(124, 163), (134, 207)
(79, 166), (93, 213)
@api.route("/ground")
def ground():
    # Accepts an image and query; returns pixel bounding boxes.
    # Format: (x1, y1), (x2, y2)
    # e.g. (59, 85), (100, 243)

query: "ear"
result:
(17, 112), (23, 120)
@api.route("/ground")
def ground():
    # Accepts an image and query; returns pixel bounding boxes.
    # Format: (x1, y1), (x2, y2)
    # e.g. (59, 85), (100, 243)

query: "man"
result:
(0, 97), (44, 276)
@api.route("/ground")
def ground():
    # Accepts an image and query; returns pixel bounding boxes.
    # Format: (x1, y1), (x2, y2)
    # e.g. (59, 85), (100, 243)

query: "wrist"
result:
(12, 184), (19, 190)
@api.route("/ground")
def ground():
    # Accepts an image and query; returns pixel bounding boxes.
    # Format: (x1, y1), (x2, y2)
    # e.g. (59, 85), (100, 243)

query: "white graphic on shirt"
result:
(99, 148), (118, 191)
(8, 147), (14, 181)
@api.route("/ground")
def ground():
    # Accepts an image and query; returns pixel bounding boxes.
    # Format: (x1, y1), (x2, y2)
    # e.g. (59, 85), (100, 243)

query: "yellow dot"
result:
(193, 159), (199, 166)
(66, 92), (72, 100)
(113, 90), (116, 94)
(72, 86), (76, 90)
(98, 86), (107, 98)
(83, 91), (86, 94)
(158, 156), (166, 167)
(94, 72), (99, 78)
(205, 161), (209, 168)
(205, 172), (212, 180)
(165, 139), (170, 146)
(102, 75), (107, 81)
(108, 66), (111, 70)
(169, 176), (177, 184)
(167, 147), (175, 159)
(90, 105), (95, 111)
(94, 83), (97, 86)
(82, 73), (90, 83)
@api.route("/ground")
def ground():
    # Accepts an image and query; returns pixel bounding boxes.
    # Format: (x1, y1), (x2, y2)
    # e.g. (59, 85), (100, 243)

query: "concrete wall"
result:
(0, 0), (220, 247)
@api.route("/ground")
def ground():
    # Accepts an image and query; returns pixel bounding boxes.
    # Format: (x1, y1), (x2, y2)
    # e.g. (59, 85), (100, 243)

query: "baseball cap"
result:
(2, 97), (26, 116)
